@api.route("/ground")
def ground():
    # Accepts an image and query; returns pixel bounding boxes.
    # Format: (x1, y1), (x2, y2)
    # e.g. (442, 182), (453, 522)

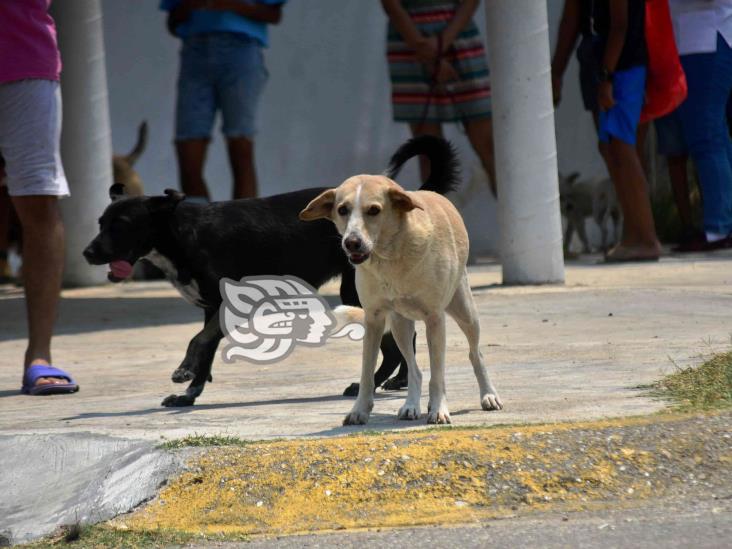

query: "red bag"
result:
(640, 0), (687, 123)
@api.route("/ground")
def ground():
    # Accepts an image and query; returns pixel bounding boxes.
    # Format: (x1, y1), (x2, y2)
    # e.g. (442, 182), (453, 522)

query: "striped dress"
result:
(387, 0), (491, 123)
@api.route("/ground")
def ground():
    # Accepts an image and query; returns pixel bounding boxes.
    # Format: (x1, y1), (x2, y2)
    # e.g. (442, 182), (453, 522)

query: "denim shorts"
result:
(599, 65), (646, 146)
(175, 32), (268, 141)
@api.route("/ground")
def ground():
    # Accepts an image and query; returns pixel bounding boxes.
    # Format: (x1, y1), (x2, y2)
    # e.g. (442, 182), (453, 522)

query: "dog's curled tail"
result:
(331, 305), (366, 341)
(331, 305), (394, 340)
(385, 135), (460, 195)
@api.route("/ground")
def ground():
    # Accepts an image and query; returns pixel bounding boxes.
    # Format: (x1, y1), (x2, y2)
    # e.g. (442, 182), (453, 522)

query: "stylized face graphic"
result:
(251, 297), (333, 343)
(220, 275), (363, 365)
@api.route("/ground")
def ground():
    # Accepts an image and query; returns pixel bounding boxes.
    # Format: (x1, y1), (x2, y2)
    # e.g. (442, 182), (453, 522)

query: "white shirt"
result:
(669, 0), (732, 54)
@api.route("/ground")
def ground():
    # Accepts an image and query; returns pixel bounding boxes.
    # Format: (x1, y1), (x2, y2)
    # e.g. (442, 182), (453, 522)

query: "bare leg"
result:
(175, 139), (210, 200)
(0, 185), (9, 250)
(227, 136), (257, 199)
(0, 185), (11, 280)
(409, 123), (443, 183)
(592, 112), (612, 171)
(605, 138), (661, 258)
(463, 117), (498, 197)
(390, 312), (422, 420)
(594, 114), (649, 181)
(636, 122), (650, 177)
(667, 154), (694, 231)
(446, 274), (502, 411)
(11, 195), (66, 386)
(599, 211), (609, 252)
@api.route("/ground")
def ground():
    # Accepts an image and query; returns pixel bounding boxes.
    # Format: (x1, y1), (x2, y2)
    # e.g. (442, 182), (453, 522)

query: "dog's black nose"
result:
(82, 246), (95, 262)
(344, 236), (362, 253)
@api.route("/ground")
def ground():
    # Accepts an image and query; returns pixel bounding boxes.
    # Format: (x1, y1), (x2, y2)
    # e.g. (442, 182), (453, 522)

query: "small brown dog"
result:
(112, 121), (147, 196)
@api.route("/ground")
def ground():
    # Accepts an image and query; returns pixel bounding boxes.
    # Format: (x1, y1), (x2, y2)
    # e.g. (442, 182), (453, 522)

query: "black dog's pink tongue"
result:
(108, 260), (133, 282)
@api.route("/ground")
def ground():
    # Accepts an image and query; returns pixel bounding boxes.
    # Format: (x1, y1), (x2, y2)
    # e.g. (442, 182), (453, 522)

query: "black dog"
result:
(83, 136), (458, 406)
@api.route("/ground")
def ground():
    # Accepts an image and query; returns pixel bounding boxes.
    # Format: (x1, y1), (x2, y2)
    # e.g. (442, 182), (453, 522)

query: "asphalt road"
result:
(216, 496), (732, 549)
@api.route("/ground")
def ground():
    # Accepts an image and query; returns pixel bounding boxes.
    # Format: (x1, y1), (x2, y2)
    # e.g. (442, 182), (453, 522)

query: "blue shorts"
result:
(654, 109), (687, 157)
(598, 66), (646, 146)
(175, 32), (268, 141)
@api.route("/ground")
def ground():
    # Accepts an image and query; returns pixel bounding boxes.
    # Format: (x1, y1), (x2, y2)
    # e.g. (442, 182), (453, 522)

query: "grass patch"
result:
(160, 433), (259, 450)
(161, 423), (545, 450)
(26, 524), (251, 548)
(25, 524), (205, 549)
(653, 352), (732, 410)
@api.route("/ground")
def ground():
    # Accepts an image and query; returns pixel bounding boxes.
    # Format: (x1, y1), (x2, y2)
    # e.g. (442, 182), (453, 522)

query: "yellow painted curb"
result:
(120, 413), (728, 537)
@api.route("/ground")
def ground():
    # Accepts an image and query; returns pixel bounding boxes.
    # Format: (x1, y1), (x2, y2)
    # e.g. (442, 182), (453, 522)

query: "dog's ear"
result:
(163, 188), (186, 203)
(110, 183), (127, 202)
(300, 189), (336, 221)
(388, 188), (423, 212)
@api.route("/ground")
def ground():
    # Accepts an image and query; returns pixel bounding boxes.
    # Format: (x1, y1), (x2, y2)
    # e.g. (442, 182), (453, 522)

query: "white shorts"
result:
(0, 79), (69, 197)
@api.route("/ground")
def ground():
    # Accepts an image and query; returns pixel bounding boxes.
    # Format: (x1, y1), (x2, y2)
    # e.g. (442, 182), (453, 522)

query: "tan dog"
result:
(300, 166), (502, 425)
(112, 121), (147, 197)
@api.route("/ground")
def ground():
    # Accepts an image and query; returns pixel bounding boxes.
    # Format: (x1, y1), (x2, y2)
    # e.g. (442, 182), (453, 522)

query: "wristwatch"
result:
(598, 67), (614, 83)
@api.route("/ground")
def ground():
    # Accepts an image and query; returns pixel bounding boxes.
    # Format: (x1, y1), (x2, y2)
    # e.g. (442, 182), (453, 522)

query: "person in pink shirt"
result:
(0, 0), (79, 395)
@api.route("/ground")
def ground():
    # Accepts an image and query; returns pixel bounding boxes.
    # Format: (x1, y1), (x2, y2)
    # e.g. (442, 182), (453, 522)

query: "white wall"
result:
(101, 0), (604, 256)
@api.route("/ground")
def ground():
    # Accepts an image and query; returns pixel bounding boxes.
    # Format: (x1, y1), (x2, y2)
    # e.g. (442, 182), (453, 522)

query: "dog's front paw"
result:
(171, 367), (194, 383)
(343, 409), (370, 425)
(161, 393), (196, 407)
(427, 406), (451, 424)
(342, 382), (360, 397)
(381, 375), (407, 391)
(398, 403), (421, 420)
(481, 393), (503, 411)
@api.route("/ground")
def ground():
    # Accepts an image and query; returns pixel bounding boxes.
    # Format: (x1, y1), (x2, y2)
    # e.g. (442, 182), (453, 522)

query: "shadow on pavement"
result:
(0, 296), (199, 342)
(60, 392), (404, 421)
(308, 415), (441, 437)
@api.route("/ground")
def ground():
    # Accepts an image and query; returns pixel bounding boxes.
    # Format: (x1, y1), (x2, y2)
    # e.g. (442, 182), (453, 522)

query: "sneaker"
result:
(673, 232), (732, 252)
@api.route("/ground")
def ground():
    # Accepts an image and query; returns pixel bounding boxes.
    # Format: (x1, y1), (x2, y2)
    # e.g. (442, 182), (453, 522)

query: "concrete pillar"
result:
(51, 0), (112, 287)
(484, 1), (565, 284)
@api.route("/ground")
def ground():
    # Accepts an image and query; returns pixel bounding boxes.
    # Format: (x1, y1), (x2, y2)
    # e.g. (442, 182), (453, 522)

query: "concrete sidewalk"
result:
(1, 254), (731, 441)
(1, 254), (731, 544)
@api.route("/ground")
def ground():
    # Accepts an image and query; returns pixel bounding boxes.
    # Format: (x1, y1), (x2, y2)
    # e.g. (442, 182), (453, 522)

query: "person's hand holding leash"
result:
(414, 35), (440, 63)
(433, 59), (458, 84)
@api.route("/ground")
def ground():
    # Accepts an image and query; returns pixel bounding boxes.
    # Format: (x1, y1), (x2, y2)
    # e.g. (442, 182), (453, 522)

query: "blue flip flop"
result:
(21, 364), (79, 396)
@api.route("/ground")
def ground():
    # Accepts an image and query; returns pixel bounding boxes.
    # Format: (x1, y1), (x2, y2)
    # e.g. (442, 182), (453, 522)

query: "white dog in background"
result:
(559, 172), (621, 254)
(300, 136), (502, 425)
